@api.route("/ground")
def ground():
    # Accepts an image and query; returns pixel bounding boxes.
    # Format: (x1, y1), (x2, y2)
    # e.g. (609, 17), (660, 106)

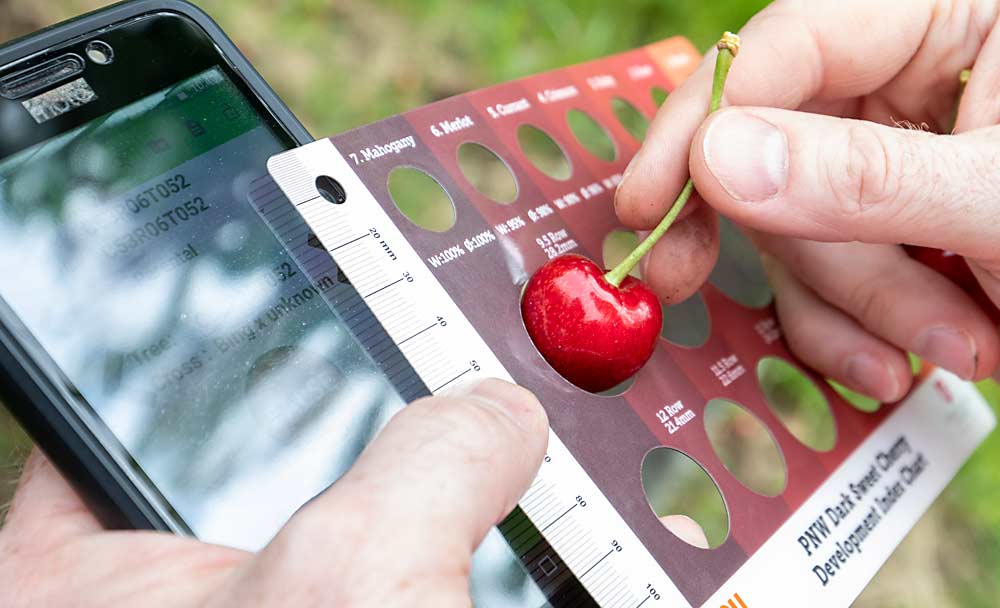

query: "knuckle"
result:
(827, 123), (908, 228)
(844, 272), (897, 325)
(773, 292), (819, 360)
(453, 401), (520, 450)
(405, 395), (514, 459)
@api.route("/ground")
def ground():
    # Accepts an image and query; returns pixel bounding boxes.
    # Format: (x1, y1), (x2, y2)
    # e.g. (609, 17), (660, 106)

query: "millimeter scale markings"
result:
(330, 232), (372, 251)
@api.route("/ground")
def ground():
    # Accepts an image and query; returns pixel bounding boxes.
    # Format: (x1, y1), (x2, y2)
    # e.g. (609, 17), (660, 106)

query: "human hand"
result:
(0, 379), (548, 608)
(616, 0), (1000, 401)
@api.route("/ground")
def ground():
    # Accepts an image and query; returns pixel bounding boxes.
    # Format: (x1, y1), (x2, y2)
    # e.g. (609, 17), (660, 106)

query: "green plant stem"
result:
(605, 33), (740, 288)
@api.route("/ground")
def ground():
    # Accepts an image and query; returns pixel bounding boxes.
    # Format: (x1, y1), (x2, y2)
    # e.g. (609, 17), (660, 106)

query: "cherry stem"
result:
(605, 32), (741, 288)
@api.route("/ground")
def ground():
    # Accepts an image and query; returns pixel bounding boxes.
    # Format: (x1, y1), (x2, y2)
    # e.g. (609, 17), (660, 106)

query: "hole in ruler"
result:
(641, 447), (729, 549)
(651, 86), (669, 107)
(758, 357), (836, 452)
(704, 398), (787, 497)
(315, 175), (347, 205)
(335, 265), (351, 286)
(611, 97), (650, 141)
(661, 292), (710, 348)
(566, 109), (617, 162)
(709, 216), (773, 309)
(387, 167), (457, 232)
(306, 233), (325, 250)
(517, 124), (572, 181)
(456, 142), (519, 204)
(828, 380), (881, 413)
(602, 229), (641, 279)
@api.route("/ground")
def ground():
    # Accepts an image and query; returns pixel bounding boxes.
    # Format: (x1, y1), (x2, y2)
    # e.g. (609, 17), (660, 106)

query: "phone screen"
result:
(0, 60), (547, 606)
(0, 64), (412, 545)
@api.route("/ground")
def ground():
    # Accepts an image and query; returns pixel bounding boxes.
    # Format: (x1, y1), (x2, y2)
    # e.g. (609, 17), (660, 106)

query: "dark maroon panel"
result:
(313, 39), (908, 606)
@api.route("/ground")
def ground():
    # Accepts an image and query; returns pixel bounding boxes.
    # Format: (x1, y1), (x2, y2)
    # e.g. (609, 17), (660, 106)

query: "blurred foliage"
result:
(643, 446), (731, 549)
(759, 357), (837, 452)
(387, 166), (457, 231)
(2, 1), (1000, 606)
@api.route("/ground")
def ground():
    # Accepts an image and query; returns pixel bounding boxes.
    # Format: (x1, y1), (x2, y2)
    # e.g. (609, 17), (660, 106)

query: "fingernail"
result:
(660, 514), (711, 549)
(845, 353), (899, 403)
(914, 326), (977, 380)
(702, 111), (788, 202)
(449, 378), (544, 432)
(614, 150), (642, 212)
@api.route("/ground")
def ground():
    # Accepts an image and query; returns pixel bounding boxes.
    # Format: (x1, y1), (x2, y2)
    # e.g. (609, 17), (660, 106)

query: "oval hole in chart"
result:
(517, 124), (572, 181)
(661, 293), (710, 348)
(567, 109), (617, 162)
(456, 142), (518, 204)
(602, 229), (641, 279)
(704, 399), (787, 497)
(828, 380), (881, 413)
(651, 86), (669, 107)
(611, 97), (650, 141)
(641, 447), (730, 549)
(599, 375), (635, 397)
(387, 167), (457, 233)
(758, 357), (836, 452)
(709, 216), (773, 308)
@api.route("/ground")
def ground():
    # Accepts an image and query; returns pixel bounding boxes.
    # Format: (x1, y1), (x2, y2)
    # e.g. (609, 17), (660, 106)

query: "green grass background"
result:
(2, 1), (1000, 605)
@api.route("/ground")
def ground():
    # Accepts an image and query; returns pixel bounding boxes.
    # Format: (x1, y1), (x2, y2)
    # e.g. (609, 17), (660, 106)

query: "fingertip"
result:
(615, 66), (717, 230)
(614, 156), (680, 230)
(641, 204), (719, 304)
(449, 378), (549, 437)
(689, 107), (790, 214)
(321, 380), (550, 552)
(843, 352), (911, 404)
(659, 514), (710, 549)
(688, 109), (739, 217)
(762, 247), (913, 405)
(973, 331), (1000, 382)
(687, 109), (717, 181)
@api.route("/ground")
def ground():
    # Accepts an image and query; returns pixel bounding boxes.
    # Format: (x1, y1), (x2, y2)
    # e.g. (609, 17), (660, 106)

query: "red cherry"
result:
(905, 246), (1000, 324)
(516, 34), (740, 393)
(521, 254), (662, 393)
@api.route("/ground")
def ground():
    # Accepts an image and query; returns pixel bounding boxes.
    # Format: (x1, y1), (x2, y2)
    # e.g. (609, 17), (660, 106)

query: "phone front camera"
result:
(85, 40), (114, 65)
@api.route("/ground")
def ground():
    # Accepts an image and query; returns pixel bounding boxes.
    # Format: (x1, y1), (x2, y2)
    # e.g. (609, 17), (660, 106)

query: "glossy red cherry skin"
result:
(521, 254), (662, 393)
(905, 246), (1000, 324)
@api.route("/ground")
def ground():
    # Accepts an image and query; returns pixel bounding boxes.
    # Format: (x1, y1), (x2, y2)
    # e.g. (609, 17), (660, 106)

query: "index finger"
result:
(245, 380), (549, 607)
(615, 0), (934, 230)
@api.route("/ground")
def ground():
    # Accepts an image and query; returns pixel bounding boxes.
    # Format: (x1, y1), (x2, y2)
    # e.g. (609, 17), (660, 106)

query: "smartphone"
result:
(0, 3), (546, 605)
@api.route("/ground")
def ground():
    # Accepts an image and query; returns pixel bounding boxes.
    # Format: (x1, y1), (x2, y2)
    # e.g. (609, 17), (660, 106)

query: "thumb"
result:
(688, 107), (1000, 261)
(241, 379), (548, 607)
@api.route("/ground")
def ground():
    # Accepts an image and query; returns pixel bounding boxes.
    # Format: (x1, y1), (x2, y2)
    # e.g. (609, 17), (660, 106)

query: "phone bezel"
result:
(0, 0), (313, 533)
